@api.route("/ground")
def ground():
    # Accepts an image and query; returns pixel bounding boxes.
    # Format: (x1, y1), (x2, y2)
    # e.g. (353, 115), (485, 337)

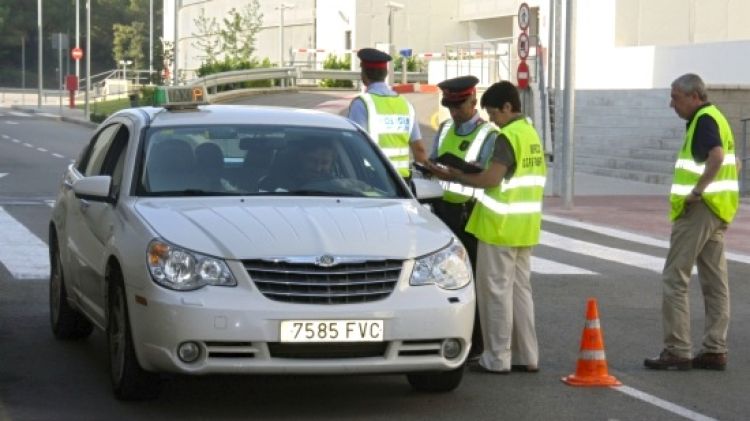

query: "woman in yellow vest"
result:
(429, 81), (547, 374)
(644, 73), (739, 371)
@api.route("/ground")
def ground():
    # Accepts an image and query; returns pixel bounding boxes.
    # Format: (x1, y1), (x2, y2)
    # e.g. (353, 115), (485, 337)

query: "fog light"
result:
(442, 339), (462, 359)
(178, 341), (201, 363)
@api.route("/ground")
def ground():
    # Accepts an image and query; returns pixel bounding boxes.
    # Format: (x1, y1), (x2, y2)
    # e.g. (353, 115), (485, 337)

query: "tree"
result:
(215, 1), (263, 64)
(113, 22), (146, 70)
(191, 8), (220, 65)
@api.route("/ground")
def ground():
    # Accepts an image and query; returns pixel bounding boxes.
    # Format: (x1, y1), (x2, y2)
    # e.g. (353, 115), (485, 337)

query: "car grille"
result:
(244, 259), (403, 304)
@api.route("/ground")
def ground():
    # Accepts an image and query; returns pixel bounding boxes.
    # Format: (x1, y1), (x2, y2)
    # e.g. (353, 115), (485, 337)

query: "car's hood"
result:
(134, 197), (452, 260)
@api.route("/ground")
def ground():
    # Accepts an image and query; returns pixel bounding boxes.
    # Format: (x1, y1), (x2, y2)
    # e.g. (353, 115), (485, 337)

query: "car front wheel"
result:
(108, 270), (161, 400)
(49, 240), (93, 340)
(406, 365), (465, 393)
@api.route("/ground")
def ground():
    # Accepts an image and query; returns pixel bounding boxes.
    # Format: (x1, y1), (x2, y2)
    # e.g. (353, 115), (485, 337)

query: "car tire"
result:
(406, 365), (465, 393)
(108, 270), (161, 400)
(49, 240), (94, 340)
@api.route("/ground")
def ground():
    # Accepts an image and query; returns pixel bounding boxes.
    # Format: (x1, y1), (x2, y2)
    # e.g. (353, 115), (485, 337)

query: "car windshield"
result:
(137, 124), (407, 198)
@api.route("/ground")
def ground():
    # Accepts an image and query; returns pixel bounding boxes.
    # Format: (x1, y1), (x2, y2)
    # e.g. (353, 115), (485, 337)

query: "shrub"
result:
(319, 54), (354, 88)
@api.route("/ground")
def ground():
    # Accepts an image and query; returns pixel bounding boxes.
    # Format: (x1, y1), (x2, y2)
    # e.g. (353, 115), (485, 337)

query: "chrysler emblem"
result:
(316, 255), (336, 267)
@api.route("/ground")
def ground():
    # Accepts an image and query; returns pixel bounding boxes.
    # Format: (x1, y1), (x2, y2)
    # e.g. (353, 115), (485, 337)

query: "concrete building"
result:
(165, 0), (750, 185)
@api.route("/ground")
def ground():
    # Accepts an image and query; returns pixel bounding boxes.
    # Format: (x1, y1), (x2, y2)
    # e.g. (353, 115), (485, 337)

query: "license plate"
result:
(279, 320), (384, 343)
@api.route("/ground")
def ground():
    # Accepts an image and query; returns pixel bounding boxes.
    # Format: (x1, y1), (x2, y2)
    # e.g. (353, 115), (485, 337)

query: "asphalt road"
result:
(1, 98), (749, 420)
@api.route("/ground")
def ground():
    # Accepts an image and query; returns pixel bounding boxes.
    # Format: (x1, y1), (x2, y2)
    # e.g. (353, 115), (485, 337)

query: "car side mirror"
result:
(72, 176), (114, 203)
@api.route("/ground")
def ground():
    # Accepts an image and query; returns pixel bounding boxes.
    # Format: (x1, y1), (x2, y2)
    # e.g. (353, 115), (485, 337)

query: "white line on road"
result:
(37, 147), (47, 152)
(541, 231), (671, 273)
(615, 385), (718, 421)
(23, 143), (33, 148)
(8, 111), (31, 117)
(1, 134), (8, 139)
(543, 214), (750, 265)
(0, 206), (49, 279)
(532, 256), (597, 275)
(52, 153), (64, 158)
(0, 173), (6, 179)
(11, 139), (19, 143)
(4, 121), (19, 125)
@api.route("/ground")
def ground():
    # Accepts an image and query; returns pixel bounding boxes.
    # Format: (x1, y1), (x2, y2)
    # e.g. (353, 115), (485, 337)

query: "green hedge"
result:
(319, 54), (354, 88)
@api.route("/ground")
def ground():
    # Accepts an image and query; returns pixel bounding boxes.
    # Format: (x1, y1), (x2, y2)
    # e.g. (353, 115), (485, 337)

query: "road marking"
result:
(532, 256), (596, 275)
(615, 385), (718, 421)
(11, 139), (19, 143)
(37, 147), (47, 152)
(8, 111), (31, 117)
(0, 173), (6, 179)
(36, 112), (59, 118)
(0, 206), (49, 279)
(1, 134), (8, 139)
(4, 121), (19, 125)
(46, 200), (56, 208)
(52, 153), (64, 158)
(544, 214), (750, 265)
(541, 231), (672, 273)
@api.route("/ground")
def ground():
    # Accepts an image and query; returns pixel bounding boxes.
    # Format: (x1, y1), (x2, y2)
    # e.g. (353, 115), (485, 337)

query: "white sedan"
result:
(49, 89), (474, 400)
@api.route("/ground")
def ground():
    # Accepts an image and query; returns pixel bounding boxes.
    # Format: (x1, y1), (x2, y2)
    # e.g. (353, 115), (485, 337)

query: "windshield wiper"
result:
(275, 189), (362, 197)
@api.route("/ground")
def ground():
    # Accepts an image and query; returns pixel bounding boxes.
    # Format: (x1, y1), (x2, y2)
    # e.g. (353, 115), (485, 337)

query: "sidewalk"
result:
(544, 170), (750, 256)
(6, 103), (97, 129)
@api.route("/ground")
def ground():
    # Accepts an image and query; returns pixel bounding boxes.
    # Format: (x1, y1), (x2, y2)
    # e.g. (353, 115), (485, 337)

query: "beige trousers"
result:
(476, 242), (539, 371)
(662, 200), (730, 358)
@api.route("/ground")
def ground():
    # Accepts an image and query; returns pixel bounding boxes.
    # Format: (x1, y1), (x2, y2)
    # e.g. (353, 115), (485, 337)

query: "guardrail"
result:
(186, 67), (428, 94)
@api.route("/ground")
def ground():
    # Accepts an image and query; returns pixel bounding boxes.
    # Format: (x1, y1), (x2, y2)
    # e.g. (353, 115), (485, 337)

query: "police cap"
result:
(357, 48), (392, 69)
(438, 75), (480, 107)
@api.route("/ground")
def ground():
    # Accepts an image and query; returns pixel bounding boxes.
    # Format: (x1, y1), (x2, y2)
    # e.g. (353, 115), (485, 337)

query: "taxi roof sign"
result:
(161, 86), (208, 110)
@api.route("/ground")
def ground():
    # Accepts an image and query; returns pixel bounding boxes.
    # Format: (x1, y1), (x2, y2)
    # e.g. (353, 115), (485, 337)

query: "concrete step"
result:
(576, 154), (674, 175)
(576, 164), (672, 185)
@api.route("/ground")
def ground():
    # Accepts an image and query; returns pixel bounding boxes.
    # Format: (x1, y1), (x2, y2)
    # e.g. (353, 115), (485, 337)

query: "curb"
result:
(10, 105), (98, 129)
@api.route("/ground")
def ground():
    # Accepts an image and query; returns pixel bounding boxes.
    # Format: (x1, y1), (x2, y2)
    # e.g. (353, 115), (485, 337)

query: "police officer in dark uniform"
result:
(347, 48), (428, 181)
(426, 75), (499, 360)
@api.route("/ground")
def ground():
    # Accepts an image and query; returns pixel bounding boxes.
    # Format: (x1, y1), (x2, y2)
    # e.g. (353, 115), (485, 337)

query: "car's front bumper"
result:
(128, 262), (475, 375)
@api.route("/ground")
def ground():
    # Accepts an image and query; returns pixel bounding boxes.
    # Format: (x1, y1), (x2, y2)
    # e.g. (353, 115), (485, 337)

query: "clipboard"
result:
(435, 153), (483, 174)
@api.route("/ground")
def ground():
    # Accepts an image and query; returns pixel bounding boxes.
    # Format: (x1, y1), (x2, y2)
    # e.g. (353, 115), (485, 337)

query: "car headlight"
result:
(410, 239), (472, 290)
(147, 239), (237, 290)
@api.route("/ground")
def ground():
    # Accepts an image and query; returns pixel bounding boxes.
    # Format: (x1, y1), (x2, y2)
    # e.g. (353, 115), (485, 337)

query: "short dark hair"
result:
(363, 67), (388, 83)
(480, 81), (521, 112)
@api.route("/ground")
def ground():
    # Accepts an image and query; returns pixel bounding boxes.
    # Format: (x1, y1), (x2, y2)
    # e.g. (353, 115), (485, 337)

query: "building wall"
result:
(614, 0), (750, 47)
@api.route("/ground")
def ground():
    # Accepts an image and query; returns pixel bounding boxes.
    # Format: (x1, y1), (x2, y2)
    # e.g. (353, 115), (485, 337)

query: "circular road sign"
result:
(518, 2), (530, 31)
(71, 47), (83, 61)
(517, 61), (530, 90)
(518, 32), (530, 59)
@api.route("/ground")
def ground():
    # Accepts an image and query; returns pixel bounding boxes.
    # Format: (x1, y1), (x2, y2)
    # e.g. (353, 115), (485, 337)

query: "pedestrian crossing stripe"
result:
(0, 207), (49, 279)
(0, 173), (7, 179)
(532, 257), (596, 275)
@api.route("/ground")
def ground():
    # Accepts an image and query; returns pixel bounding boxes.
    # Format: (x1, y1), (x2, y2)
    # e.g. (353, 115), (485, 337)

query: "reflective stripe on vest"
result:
(668, 105), (739, 223)
(436, 121), (495, 203)
(466, 117), (547, 247)
(359, 93), (414, 177)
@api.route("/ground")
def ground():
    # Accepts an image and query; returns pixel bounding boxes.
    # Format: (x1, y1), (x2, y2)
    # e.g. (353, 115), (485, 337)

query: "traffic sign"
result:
(517, 61), (530, 90)
(518, 3), (530, 31)
(518, 32), (530, 60)
(71, 47), (83, 61)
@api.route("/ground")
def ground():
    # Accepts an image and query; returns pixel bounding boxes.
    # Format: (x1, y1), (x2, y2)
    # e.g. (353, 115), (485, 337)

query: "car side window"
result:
(102, 127), (130, 197)
(81, 124), (121, 176)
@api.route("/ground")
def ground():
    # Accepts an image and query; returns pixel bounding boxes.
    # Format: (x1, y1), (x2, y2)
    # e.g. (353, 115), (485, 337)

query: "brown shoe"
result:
(644, 349), (692, 370)
(692, 352), (727, 371)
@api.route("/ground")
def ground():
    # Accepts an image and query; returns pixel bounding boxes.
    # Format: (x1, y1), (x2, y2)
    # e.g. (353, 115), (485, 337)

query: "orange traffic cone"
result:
(562, 298), (621, 387)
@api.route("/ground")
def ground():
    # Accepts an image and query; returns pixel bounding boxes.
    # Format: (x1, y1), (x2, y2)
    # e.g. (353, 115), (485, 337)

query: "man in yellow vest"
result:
(645, 73), (739, 371)
(347, 48), (428, 180)
(429, 81), (546, 373)
(427, 75), (500, 361)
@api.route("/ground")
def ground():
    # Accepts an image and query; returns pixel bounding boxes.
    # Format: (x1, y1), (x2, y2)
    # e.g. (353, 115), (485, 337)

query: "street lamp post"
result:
(173, 0), (181, 86)
(76, 0), (80, 79)
(149, 0), (153, 82)
(276, 3), (295, 88)
(386, 1), (404, 85)
(37, 0), (42, 107)
(85, 0), (91, 119)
